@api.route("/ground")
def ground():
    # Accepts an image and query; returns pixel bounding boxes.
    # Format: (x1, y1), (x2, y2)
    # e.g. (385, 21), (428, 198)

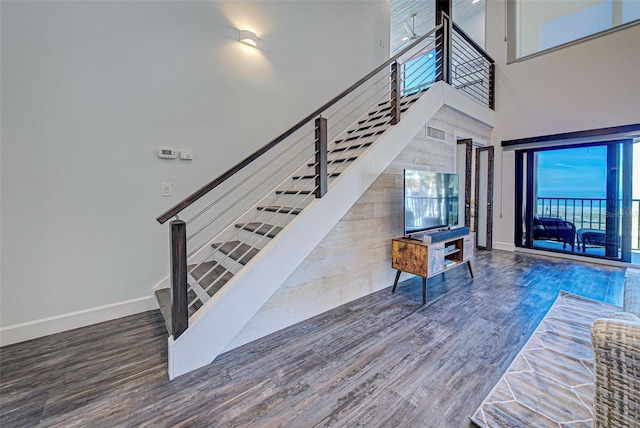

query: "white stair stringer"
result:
(167, 82), (495, 379)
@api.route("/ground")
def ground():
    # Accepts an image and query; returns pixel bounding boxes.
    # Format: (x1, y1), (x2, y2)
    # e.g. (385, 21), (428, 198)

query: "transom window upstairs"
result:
(508, 0), (640, 61)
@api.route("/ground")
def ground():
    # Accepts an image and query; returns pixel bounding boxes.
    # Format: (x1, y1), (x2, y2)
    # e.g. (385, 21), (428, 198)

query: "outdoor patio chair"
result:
(532, 216), (576, 251)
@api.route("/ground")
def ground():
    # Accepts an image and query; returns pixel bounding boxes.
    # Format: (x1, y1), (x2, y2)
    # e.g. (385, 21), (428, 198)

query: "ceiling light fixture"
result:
(472, 0), (480, 3)
(239, 30), (258, 48)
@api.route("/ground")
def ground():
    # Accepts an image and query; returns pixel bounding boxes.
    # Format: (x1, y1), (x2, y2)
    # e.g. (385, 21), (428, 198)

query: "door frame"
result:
(475, 146), (494, 250)
(457, 139), (473, 228)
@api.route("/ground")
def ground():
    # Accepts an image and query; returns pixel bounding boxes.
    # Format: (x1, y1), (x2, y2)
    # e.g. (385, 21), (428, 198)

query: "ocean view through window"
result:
(515, 141), (633, 262)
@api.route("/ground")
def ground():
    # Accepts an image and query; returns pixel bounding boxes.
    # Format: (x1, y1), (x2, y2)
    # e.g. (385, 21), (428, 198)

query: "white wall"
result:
(454, 0), (485, 47)
(485, 0), (640, 250)
(0, 1), (390, 336)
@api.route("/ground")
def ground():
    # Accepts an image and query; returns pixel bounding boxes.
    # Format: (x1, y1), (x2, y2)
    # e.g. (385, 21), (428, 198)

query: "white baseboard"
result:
(493, 241), (516, 251)
(0, 295), (158, 347)
(514, 247), (631, 268)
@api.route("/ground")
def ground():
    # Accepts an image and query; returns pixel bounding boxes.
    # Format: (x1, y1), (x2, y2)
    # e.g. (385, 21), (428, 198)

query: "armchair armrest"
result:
(591, 317), (640, 427)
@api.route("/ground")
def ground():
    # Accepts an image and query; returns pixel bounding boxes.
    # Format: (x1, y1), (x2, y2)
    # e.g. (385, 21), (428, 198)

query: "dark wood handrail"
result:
(451, 22), (494, 64)
(156, 25), (441, 224)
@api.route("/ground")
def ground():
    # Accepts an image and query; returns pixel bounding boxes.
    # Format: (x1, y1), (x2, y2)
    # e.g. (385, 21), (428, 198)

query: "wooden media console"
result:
(391, 232), (475, 304)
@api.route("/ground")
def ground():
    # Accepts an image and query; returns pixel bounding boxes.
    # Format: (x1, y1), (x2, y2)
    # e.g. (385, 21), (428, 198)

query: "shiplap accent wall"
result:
(225, 106), (492, 350)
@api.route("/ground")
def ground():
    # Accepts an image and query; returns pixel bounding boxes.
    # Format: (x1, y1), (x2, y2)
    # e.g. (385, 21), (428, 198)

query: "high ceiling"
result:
(390, 0), (485, 53)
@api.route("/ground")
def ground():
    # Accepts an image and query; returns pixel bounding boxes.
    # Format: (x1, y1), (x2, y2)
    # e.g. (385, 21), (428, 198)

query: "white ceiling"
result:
(390, 0), (485, 53)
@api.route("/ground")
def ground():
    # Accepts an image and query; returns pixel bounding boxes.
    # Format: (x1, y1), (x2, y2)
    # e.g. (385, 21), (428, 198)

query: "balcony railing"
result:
(535, 197), (640, 250)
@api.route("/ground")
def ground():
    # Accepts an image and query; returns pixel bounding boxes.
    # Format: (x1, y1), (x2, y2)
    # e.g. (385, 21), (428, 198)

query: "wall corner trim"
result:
(0, 295), (158, 347)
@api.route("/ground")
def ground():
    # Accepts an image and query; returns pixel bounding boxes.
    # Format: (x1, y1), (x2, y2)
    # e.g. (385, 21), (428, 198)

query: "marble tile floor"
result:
(0, 250), (625, 427)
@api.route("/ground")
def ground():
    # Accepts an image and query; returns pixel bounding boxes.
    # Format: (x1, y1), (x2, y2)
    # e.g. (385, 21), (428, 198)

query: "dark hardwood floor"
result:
(0, 250), (625, 427)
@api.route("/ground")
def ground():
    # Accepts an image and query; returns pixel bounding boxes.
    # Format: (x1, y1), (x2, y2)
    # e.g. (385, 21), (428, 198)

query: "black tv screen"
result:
(404, 170), (460, 235)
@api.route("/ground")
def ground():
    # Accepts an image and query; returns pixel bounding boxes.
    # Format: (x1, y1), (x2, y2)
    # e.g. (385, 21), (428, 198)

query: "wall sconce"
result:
(239, 30), (258, 48)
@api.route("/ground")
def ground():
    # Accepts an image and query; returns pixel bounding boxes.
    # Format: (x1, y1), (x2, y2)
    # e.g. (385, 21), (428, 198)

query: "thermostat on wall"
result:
(158, 148), (177, 159)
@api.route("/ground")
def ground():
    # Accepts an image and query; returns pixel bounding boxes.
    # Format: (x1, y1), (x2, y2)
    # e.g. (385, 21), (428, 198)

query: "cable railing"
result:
(536, 196), (640, 251)
(156, 13), (496, 339)
(451, 22), (495, 109)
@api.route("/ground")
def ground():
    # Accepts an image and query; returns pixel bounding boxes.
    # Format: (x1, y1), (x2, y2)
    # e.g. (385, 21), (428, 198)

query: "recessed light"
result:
(472, 0), (480, 3)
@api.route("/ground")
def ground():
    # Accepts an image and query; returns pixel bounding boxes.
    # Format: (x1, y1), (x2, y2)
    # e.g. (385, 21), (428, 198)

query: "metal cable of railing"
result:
(188, 95), (388, 264)
(403, 60), (441, 94)
(184, 146), (317, 287)
(185, 130), (314, 243)
(450, 27), (493, 109)
(156, 25), (443, 226)
(190, 185), (319, 306)
(186, 80), (404, 303)
(187, 47), (442, 306)
(185, 126), (315, 229)
(450, 51), (489, 103)
(217, 45), (440, 247)
(188, 173), (322, 303)
(325, 81), (394, 140)
(189, 99), (400, 302)
(185, 64), (394, 248)
(397, 38), (442, 94)
(325, 69), (391, 124)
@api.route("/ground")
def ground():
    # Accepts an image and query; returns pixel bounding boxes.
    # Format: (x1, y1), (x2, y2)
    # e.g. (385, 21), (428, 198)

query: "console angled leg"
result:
(391, 270), (401, 293)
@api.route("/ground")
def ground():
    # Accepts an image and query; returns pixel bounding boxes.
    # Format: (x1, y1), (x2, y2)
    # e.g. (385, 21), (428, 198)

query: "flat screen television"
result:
(404, 169), (460, 235)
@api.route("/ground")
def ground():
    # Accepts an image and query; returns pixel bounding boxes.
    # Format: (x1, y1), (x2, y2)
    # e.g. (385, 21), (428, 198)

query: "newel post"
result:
(170, 219), (188, 338)
(435, 11), (452, 84)
(488, 63), (496, 110)
(315, 116), (327, 198)
(390, 62), (401, 125)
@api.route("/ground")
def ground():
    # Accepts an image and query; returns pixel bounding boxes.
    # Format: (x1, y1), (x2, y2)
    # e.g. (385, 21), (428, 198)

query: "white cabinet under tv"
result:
(391, 232), (475, 304)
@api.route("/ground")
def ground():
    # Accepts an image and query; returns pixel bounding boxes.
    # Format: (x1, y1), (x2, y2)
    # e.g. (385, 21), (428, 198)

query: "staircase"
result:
(155, 92), (424, 328)
(154, 13), (496, 378)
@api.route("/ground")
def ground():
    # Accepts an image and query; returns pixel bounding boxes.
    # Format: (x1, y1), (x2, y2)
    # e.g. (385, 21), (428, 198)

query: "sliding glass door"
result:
(515, 140), (632, 262)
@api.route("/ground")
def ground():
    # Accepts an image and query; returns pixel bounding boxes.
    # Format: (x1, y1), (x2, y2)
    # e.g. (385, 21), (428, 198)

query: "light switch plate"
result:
(161, 183), (172, 196)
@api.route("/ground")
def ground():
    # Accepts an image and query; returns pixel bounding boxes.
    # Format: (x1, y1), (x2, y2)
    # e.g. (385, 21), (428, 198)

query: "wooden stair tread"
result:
(275, 189), (314, 195)
(335, 129), (385, 144)
(330, 142), (372, 154)
(188, 289), (201, 315)
(348, 121), (387, 134)
(376, 94), (420, 107)
(235, 222), (282, 238)
(188, 261), (233, 296)
(212, 241), (259, 265)
(307, 156), (357, 167)
(155, 288), (172, 333)
(292, 172), (340, 180)
(257, 206), (303, 215)
(155, 288), (198, 335)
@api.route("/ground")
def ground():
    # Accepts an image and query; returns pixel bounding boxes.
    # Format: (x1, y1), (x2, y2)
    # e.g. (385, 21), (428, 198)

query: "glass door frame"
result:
(514, 139), (633, 262)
